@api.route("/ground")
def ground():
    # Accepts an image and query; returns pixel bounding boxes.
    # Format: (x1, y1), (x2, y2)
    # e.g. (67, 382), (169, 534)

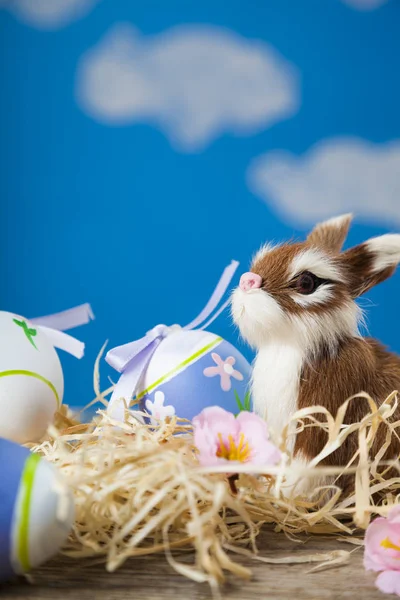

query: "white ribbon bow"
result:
(30, 303), (94, 358)
(106, 261), (239, 419)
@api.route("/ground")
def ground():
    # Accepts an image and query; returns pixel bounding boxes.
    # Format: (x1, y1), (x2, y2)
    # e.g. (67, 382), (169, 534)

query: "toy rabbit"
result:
(232, 214), (400, 495)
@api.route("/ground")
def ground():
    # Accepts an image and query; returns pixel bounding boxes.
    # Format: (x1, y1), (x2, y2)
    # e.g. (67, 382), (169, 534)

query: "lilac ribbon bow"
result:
(106, 260), (239, 419)
(30, 303), (94, 358)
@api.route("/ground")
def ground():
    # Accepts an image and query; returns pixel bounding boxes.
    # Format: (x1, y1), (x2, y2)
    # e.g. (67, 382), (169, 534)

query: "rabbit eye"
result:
(296, 271), (319, 295)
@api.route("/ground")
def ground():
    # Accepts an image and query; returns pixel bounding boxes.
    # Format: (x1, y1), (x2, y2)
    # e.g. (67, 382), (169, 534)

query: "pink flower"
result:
(203, 353), (244, 391)
(364, 505), (400, 595)
(192, 406), (281, 470)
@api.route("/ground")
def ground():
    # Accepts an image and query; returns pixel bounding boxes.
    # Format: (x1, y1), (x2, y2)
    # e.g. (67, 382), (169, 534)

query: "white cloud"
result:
(0, 0), (100, 30)
(75, 23), (300, 152)
(340, 0), (389, 10)
(247, 137), (400, 228)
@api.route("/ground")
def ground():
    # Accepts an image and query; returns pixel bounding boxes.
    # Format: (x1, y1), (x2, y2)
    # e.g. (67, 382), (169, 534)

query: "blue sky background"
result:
(1, 0), (399, 407)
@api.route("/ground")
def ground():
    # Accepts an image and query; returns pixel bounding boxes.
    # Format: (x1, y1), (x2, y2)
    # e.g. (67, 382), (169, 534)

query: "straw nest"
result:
(30, 384), (400, 592)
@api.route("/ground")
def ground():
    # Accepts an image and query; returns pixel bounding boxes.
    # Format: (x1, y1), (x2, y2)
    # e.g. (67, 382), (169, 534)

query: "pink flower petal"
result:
(225, 356), (236, 365)
(388, 506), (400, 524)
(193, 427), (218, 466)
(193, 407), (240, 467)
(203, 366), (220, 378)
(236, 411), (269, 438)
(364, 552), (382, 572)
(211, 353), (223, 366)
(255, 440), (282, 466)
(231, 369), (244, 381)
(236, 412), (280, 465)
(192, 406), (238, 436)
(220, 373), (232, 391)
(364, 517), (400, 572)
(376, 571), (400, 596)
(364, 519), (394, 572)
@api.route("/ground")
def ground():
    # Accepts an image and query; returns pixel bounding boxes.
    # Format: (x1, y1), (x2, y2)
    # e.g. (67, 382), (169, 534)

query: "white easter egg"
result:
(0, 311), (64, 444)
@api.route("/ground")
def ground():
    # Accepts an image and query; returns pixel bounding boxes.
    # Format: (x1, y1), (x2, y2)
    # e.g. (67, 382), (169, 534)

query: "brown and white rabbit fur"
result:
(231, 214), (400, 496)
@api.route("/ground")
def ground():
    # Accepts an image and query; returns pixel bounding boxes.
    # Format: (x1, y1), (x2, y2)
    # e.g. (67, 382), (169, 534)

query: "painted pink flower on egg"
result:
(364, 504), (400, 596)
(203, 353), (244, 391)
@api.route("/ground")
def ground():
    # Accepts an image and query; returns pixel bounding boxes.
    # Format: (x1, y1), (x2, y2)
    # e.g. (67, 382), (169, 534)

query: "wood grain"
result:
(0, 528), (381, 600)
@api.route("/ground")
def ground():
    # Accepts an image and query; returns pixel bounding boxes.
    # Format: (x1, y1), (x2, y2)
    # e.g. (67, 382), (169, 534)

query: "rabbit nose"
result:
(239, 272), (262, 291)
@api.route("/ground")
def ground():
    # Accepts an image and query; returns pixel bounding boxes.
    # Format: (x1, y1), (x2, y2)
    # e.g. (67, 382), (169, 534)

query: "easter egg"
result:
(0, 439), (74, 581)
(136, 329), (252, 422)
(0, 311), (64, 444)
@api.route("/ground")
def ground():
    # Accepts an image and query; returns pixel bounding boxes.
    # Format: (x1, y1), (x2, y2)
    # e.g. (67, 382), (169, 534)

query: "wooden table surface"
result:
(0, 529), (385, 600)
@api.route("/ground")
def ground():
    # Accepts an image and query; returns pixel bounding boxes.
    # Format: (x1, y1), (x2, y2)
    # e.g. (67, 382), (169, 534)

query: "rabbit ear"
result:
(307, 214), (353, 254)
(343, 234), (400, 297)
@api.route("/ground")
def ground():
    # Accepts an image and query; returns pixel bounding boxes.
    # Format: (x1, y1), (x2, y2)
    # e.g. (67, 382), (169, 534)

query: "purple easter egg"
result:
(0, 438), (74, 582)
(134, 329), (252, 422)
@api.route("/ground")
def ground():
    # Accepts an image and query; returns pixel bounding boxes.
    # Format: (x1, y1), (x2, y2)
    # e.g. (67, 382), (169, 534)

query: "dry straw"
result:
(31, 385), (400, 592)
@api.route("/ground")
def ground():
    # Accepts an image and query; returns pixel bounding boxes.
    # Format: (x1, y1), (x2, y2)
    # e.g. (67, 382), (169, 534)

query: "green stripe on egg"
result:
(16, 453), (41, 572)
(11, 453), (75, 574)
(0, 370), (60, 408)
(136, 335), (222, 400)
